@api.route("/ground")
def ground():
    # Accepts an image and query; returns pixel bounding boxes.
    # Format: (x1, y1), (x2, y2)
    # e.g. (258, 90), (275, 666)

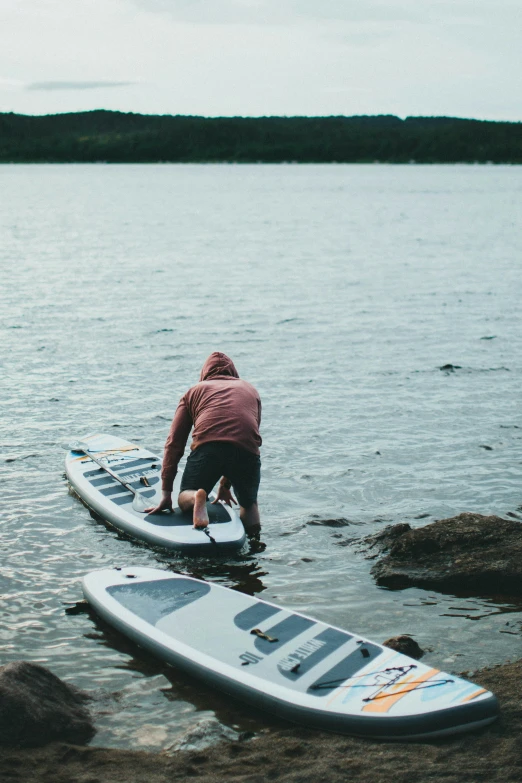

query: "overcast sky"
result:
(1, 0), (521, 119)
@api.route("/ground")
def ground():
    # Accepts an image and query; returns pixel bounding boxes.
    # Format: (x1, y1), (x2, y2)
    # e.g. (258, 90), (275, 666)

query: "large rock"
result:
(366, 512), (522, 596)
(0, 661), (95, 747)
(382, 635), (424, 660)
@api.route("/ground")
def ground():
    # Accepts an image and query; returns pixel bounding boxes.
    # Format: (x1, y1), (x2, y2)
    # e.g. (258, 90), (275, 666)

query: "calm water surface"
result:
(1, 164), (521, 748)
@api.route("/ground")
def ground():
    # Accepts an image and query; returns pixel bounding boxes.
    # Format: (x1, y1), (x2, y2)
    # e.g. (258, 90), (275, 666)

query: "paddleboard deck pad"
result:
(65, 434), (246, 551)
(82, 567), (498, 739)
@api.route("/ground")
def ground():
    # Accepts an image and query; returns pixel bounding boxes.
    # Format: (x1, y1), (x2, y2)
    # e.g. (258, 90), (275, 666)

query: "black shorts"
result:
(180, 442), (261, 509)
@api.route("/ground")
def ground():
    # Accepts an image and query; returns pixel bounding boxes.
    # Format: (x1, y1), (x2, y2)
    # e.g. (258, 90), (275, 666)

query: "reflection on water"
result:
(180, 560), (269, 596)
(1, 163), (522, 748)
(402, 594), (522, 622)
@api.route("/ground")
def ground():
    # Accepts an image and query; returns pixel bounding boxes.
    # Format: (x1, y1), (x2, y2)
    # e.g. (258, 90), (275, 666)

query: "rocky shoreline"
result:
(2, 512), (521, 782)
(1, 656), (521, 783)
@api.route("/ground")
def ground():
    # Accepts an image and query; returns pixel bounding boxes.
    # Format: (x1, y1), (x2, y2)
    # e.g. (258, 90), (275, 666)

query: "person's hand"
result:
(144, 491), (173, 514)
(212, 481), (237, 507)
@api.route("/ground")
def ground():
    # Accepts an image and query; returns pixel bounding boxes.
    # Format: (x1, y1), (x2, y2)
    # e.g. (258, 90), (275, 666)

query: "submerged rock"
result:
(0, 661), (94, 747)
(366, 512), (522, 596)
(440, 363), (462, 372)
(166, 717), (253, 754)
(307, 518), (352, 528)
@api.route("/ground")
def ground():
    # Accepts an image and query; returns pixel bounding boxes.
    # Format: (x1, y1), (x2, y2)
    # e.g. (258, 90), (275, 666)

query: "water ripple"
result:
(1, 163), (521, 748)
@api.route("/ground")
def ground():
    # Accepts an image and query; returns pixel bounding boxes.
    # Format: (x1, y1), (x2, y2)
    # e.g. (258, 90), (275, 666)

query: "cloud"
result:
(324, 86), (368, 94)
(26, 81), (134, 91)
(128, 0), (521, 35)
(129, 0), (422, 25)
(0, 0), (519, 120)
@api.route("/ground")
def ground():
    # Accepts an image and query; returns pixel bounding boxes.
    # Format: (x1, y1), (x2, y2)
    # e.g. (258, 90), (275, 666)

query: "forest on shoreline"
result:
(0, 110), (521, 163)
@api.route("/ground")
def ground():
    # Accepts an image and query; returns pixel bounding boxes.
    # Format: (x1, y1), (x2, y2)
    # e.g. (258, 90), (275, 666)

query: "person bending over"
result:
(145, 352), (261, 536)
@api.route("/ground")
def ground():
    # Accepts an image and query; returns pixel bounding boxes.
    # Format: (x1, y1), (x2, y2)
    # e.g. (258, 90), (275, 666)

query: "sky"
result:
(1, 0), (521, 120)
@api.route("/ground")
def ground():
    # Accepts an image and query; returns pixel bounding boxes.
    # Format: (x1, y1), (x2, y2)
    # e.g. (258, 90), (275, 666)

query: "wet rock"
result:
(166, 717), (253, 754)
(335, 537), (359, 547)
(64, 599), (91, 615)
(363, 523), (411, 558)
(0, 661), (95, 747)
(307, 518), (351, 528)
(367, 512), (522, 596)
(382, 635), (424, 660)
(440, 363), (462, 372)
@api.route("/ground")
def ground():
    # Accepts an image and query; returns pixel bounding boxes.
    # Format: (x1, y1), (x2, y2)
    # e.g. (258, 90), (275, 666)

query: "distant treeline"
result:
(0, 110), (521, 163)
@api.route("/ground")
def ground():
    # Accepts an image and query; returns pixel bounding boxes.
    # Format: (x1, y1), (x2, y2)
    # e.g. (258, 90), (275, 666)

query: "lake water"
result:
(1, 163), (521, 749)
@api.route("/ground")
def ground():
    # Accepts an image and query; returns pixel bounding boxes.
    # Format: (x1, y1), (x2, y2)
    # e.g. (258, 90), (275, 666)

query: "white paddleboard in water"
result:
(82, 566), (498, 739)
(65, 433), (246, 552)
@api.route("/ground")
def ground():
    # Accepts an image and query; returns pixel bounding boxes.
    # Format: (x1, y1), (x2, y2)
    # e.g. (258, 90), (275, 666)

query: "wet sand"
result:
(1, 658), (521, 783)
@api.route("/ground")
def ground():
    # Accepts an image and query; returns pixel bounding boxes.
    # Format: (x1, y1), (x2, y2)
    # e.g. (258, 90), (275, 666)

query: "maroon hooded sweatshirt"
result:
(161, 352), (262, 492)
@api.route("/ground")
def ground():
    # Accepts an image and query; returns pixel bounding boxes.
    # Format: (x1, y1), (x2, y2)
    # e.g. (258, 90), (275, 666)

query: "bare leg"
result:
(240, 502), (260, 537)
(178, 489), (209, 529)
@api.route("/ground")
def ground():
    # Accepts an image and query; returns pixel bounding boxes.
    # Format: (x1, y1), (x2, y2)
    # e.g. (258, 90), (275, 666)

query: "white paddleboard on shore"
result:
(65, 434), (246, 552)
(82, 566), (498, 739)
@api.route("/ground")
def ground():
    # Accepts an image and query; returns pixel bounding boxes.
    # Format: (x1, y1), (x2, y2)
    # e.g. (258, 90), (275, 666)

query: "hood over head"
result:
(199, 352), (239, 381)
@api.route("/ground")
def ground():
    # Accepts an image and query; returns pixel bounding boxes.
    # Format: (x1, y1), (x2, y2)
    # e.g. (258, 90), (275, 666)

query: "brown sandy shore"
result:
(2, 659), (521, 783)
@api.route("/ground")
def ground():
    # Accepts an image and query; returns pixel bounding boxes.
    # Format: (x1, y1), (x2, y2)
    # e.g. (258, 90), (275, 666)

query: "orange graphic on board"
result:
(73, 446), (139, 462)
(461, 688), (487, 703)
(362, 668), (439, 713)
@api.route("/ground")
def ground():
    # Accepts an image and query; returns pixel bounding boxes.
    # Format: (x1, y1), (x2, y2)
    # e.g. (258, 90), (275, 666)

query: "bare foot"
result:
(193, 489), (209, 528)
